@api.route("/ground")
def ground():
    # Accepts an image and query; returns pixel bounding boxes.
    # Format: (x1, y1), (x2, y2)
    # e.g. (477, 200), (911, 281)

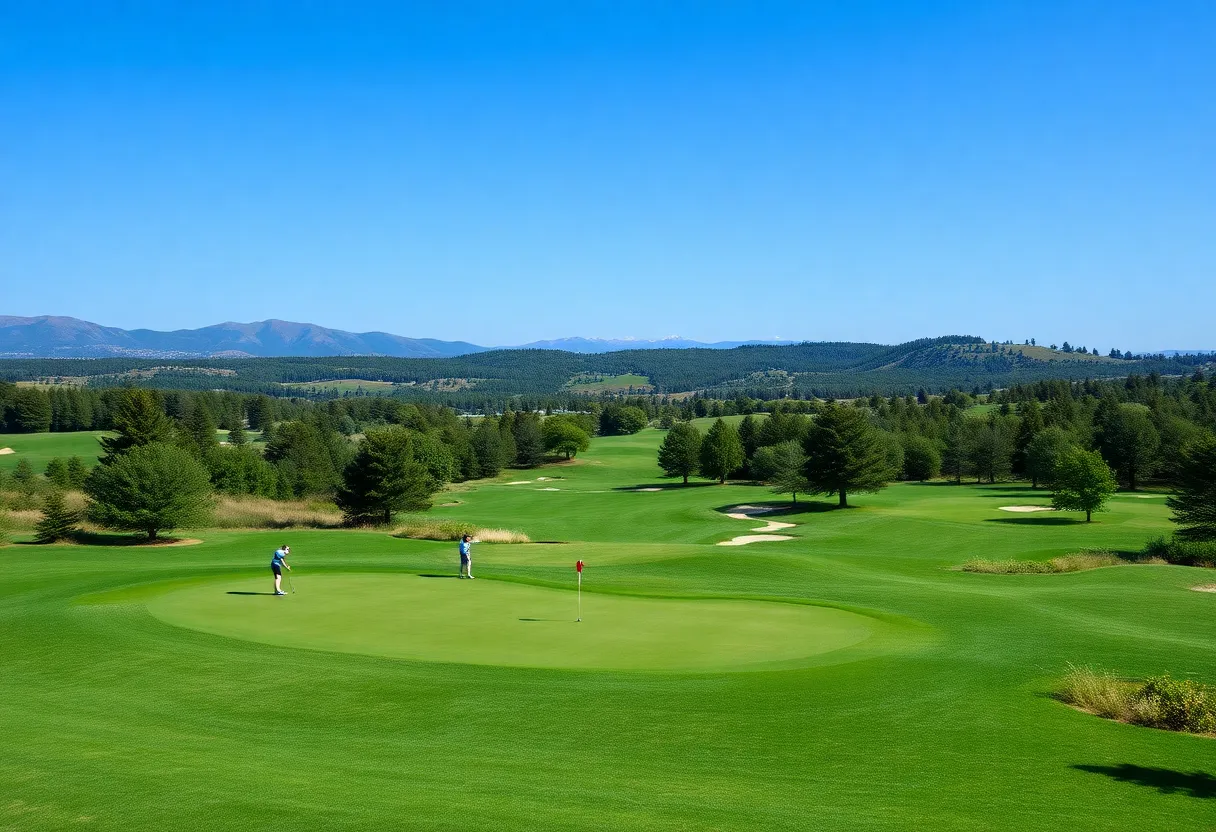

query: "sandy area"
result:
(727, 505), (778, 515)
(717, 535), (795, 546)
(538, 487), (560, 492)
(633, 487), (663, 492)
(0, 448), (14, 455)
(998, 506), (1055, 513)
(505, 481), (532, 485)
(1191, 585), (1216, 593)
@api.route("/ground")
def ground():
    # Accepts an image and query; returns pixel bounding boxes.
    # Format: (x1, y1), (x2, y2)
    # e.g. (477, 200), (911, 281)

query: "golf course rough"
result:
(3, 424), (1215, 831)
(140, 574), (908, 672)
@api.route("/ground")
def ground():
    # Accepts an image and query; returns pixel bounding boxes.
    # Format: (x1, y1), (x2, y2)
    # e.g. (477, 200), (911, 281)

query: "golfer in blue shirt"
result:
(271, 545), (291, 595)
(458, 535), (474, 579)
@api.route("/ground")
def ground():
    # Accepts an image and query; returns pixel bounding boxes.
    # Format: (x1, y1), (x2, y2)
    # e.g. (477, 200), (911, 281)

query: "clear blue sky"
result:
(2, 1), (1213, 350)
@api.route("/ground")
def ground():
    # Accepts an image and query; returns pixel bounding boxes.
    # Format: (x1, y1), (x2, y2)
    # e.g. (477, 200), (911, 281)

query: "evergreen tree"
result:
(966, 415), (1014, 483)
(803, 403), (891, 507)
(99, 389), (172, 463)
(86, 443), (213, 540)
(1166, 436), (1216, 541)
(738, 414), (759, 465)
(227, 424), (248, 446)
(657, 422), (702, 484)
(699, 418), (744, 484)
(471, 418), (508, 478)
(34, 489), (80, 543)
(761, 440), (810, 504)
(10, 388), (52, 432)
(336, 426), (438, 525)
(66, 456), (89, 489)
(264, 419), (349, 496)
(1096, 404), (1159, 490)
(901, 435), (941, 482)
(1012, 399), (1044, 476)
(12, 459), (37, 498)
(512, 412), (546, 467)
(183, 401), (219, 461)
(941, 416), (968, 484)
(1051, 448), (1117, 522)
(497, 410), (518, 465)
(44, 457), (71, 489)
(1025, 426), (1075, 489)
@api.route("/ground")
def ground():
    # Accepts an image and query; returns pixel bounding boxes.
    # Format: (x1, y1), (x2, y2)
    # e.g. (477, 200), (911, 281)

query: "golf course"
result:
(1, 425), (1212, 831)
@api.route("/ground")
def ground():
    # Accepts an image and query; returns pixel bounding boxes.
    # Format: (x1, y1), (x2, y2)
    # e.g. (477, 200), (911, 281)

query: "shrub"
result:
(1137, 675), (1216, 734)
(963, 551), (1126, 574)
(1057, 665), (1137, 721)
(1142, 535), (1216, 568)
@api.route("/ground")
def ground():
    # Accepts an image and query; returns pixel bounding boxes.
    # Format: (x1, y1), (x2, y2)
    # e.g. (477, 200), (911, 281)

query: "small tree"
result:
(1166, 436), (1216, 541)
(35, 490), (80, 543)
(227, 424), (248, 446)
(1051, 448), (1117, 522)
(86, 442), (213, 539)
(471, 418), (508, 478)
(512, 412), (546, 467)
(902, 435), (941, 482)
(44, 457), (71, 489)
(65, 456), (89, 489)
(99, 389), (173, 463)
(336, 426), (438, 525)
(657, 422), (702, 484)
(542, 419), (591, 460)
(1025, 427), (1074, 489)
(804, 403), (891, 507)
(699, 419), (744, 484)
(758, 440), (809, 504)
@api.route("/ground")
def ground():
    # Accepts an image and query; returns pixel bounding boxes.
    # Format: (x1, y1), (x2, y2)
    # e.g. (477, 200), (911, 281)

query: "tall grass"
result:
(962, 550), (1146, 574)
(1058, 665), (1216, 735)
(392, 518), (531, 544)
(211, 496), (345, 529)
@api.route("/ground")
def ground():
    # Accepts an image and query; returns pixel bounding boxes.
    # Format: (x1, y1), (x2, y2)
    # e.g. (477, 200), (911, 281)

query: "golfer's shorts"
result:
(460, 556), (470, 565)
(271, 564), (282, 576)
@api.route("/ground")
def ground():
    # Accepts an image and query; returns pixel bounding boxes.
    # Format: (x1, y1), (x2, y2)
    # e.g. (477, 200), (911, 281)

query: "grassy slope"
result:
(0, 430), (110, 473)
(1, 429), (1213, 830)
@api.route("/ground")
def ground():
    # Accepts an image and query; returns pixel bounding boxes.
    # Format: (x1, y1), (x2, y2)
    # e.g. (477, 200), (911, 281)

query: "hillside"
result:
(2, 337), (1210, 403)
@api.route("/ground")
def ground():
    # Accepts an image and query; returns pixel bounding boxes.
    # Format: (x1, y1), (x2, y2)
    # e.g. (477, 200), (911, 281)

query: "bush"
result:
(1058, 665), (1137, 721)
(963, 551), (1126, 574)
(1142, 535), (1216, 568)
(1138, 675), (1216, 734)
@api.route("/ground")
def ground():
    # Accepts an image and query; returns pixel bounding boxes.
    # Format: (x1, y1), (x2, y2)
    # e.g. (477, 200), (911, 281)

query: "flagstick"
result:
(577, 570), (582, 622)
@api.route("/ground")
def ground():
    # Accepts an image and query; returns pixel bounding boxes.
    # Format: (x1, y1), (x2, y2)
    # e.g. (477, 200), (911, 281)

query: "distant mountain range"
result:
(0, 315), (795, 358)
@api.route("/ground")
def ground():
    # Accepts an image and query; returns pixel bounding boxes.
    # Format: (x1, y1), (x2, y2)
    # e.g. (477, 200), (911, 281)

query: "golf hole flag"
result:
(576, 561), (583, 621)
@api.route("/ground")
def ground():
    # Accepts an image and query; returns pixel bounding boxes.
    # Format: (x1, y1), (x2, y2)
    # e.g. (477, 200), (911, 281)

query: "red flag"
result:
(576, 560), (583, 573)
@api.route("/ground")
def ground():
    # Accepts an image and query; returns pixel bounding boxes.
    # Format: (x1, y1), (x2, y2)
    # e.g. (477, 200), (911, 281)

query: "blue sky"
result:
(2, 1), (1213, 349)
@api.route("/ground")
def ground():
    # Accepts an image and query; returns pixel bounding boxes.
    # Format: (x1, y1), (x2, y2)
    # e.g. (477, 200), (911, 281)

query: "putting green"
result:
(144, 573), (887, 672)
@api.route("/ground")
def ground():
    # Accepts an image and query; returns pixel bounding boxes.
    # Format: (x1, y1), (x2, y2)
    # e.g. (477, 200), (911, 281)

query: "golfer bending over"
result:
(272, 545), (291, 595)
(459, 535), (474, 579)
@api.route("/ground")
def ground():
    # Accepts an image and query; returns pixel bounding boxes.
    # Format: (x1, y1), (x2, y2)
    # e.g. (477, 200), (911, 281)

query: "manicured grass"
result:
(566, 373), (653, 393)
(0, 430), (110, 473)
(2, 428), (1214, 830)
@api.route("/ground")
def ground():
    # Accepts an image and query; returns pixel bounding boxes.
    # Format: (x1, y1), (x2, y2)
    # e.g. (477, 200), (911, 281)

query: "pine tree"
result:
(901, 435), (941, 482)
(227, 424), (248, 446)
(699, 419), (744, 484)
(1012, 399), (1044, 477)
(86, 443), (212, 540)
(44, 457), (71, 489)
(336, 426), (438, 525)
(1166, 436), (1216, 541)
(35, 489), (80, 543)
(804, 403), (891, 507)
(66, 456), (89, 489)
(471, 418), (508, 478)
(657, 422), (702, 484)
(99, 389), (172, 463)
(1025, 427), (1074, 489)
(512, 413), (545, 467)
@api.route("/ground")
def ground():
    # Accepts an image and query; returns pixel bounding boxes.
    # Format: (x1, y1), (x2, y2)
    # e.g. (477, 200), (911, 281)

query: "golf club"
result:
(286, 569), (296, 594)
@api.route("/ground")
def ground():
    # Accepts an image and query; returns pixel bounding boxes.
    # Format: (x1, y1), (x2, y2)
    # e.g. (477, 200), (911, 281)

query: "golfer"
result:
(271, 545), (291, 595)
(458, 535), (474, 579)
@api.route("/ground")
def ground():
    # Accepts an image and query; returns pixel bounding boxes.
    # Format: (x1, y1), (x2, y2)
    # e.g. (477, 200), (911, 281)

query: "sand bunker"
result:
(727, 505), (778, 515)
(538, 487), (560, 492)
(998, 506), (1055, 513)
(718, 535), (796, 546)
(633, 487), (663, 492)
(506, 481), (532, 485)
(1191, 585), (1216, 593)
(0, 448), (14, 455)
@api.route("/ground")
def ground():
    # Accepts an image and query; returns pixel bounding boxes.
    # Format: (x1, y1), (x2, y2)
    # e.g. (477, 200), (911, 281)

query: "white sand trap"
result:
(1191, 585), (1216, 593)
(633, 487), (663, 492)
(1130, 495), (1162, 499)
(718, 535), (795, 546)
(538, 487), (560, 492)
(505, 481), (532, 485)
(0, 448), (14, 455)
(998, 506), (1055, 513)
(727, 504), (778, 515)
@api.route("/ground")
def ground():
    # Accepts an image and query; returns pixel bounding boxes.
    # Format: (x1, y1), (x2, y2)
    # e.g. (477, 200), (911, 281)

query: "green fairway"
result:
(140, 573), (901, 671)
(0, 430), (110, 473)
(2, 428), (1214, 830)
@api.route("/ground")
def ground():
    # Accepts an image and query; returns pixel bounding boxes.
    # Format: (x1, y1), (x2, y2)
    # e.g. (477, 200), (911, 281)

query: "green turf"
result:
(2, 428), (1214, 830)
(0, 430), (110, 473)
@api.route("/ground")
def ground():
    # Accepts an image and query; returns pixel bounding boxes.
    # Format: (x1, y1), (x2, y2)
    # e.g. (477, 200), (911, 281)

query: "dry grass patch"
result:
(1057, 665), (1216, 735)
(212, 496), (344, 529)
(962, 550), (1158, 574)
(393, 518), (530, 544)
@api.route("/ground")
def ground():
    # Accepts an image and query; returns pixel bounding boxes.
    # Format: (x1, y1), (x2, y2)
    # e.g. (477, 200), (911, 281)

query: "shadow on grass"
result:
(417, 574), (460, 579)
(715, 501), (839, 517)
(226, 591), (278, 596)
(518, 618), (564, 622)
(16, 532), (196, 547)
(611, 482), (719, 492)
(1073, 764), (1216, 798)
(983, 517), (1083, 526)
